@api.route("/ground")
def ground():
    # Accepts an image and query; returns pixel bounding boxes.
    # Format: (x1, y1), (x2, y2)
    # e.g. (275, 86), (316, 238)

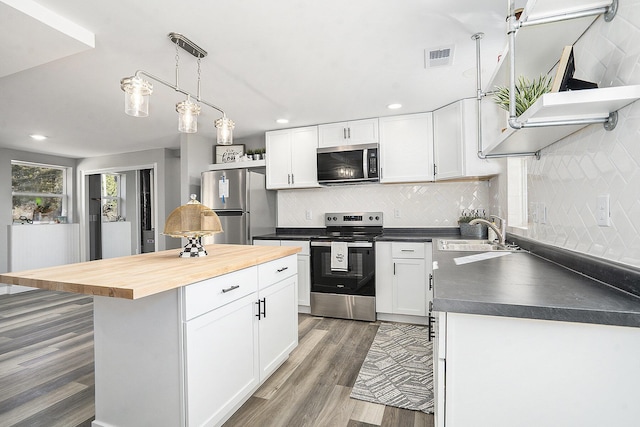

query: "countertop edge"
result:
(0, 245), (300, 300)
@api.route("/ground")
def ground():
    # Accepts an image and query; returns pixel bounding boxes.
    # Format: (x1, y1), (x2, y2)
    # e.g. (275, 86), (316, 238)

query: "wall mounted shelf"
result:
(485, 0), (611, 92)
(208, 159), (266, 170)
(484, 85), (640, 155)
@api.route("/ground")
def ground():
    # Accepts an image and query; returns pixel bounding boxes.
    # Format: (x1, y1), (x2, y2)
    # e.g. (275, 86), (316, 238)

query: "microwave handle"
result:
(363, 148), (368, 179)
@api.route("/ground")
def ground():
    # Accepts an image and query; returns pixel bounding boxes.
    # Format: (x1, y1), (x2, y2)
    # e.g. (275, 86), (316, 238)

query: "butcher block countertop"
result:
(0, 244), (300, 300)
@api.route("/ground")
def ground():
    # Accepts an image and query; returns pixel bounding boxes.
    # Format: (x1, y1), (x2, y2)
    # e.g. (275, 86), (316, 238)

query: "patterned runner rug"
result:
(350, 322), (433, 413)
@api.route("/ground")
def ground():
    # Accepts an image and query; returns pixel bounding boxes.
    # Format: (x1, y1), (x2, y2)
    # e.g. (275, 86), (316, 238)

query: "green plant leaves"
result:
(493, 75), (552, 116)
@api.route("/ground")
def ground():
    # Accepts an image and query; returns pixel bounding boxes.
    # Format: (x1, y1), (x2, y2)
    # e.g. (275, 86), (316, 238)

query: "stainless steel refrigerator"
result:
(201, 169), (276, 245)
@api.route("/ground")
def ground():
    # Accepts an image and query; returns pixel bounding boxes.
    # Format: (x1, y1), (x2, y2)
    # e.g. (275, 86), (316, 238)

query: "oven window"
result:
(311, 246), (375, 296)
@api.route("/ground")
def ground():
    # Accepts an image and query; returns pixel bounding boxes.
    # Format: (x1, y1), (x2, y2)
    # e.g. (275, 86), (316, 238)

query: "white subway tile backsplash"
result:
(277, 181), (490, 228)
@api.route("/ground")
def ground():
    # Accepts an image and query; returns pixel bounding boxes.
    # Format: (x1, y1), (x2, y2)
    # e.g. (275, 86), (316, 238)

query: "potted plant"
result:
(256, 148), (266, 160)
(493, 74), (552, 117)
(458, 209), (488, 238)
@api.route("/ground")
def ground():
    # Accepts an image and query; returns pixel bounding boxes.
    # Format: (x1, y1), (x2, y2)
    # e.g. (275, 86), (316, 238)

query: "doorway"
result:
(86, 168), (156, 261)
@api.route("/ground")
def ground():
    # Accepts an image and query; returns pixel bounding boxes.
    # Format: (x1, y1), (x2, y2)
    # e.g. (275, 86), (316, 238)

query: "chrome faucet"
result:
(469, 215), (506, 245)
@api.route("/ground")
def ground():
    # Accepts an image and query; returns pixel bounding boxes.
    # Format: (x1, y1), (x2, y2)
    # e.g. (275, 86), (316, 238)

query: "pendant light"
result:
(120, 33), (234, 144)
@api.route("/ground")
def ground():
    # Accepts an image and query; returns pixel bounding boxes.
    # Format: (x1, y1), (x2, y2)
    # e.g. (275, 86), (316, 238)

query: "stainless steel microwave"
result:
(316, 144), (379, 185)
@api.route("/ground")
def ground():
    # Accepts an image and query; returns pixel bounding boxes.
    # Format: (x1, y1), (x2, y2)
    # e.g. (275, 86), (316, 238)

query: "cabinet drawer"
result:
(391, 242), (425, 259)
(258, 255), (297, 289)
(183, 267), (258, 321)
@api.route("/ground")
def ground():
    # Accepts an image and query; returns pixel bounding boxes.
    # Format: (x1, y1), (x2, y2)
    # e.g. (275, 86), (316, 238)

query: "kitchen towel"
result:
(330, 241), (348, 272)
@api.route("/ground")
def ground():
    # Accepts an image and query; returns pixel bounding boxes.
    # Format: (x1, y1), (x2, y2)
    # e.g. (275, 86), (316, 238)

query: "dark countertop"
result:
(432, 244), (640, 328)
(376, 227), (460, 242)
(254, 227), (461, 242)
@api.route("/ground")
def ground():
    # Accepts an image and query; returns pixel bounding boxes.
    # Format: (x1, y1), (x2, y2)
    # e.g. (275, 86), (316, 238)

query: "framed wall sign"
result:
(214, 144), (245, 163)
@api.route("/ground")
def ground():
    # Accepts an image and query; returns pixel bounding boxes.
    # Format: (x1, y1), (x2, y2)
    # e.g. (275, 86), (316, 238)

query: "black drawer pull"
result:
(276, 266), (289, 273)
(222, 285), (240, 293)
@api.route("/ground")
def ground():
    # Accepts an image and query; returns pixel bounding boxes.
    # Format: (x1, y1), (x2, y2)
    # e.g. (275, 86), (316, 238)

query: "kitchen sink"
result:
(437, 239), (518, 252)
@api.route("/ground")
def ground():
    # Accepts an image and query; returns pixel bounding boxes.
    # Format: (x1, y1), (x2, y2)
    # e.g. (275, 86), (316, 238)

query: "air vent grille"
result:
(425, 45), (454, 68)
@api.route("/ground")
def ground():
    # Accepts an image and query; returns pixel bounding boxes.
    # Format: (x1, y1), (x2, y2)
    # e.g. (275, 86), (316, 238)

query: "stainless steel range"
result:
(310, 212), (383, 322)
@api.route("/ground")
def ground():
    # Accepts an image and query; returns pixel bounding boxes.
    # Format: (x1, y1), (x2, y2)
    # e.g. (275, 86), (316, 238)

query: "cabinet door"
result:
(289, 126), (320, 188)
(318, 122), (348, 148)
(375, 242), (393, 314)
(265, 130), (292, 189)
(433, 101), (464, 180)
(393, 258), (427, 316)
(184, 293), (259, 427)
(258, 276), (298, 380)
(347, 118), (379, 145)
(379, 113), (434, 183)
(280, 240), (311, 307)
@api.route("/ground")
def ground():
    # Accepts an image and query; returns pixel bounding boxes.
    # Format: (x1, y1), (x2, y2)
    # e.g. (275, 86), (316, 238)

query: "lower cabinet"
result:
(92, 256), (298, 427)
(434, 311), (640, 427)
(184, 292), (259, 426)
(254, 239), (311, 310)
(375, 241), (433, 321)
(257, 256), (299, 380)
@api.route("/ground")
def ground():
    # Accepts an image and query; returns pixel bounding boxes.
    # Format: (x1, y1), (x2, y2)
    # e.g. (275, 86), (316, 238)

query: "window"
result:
(101, 173), (123, 222)
(11, 161), (68, 223)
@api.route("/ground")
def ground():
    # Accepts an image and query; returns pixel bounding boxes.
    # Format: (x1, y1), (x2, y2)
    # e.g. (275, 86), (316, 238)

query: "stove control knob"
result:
(369, 216), (373, 221)
(333, 216), (338, 221)
(375, 216), (380, 220)
(327, 216), (332, 221)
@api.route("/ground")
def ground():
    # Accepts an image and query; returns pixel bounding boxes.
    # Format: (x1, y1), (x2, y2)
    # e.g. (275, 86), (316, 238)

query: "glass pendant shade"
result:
(176, 97), (201, 133)
(215, 116), (235, 145)
(121, 76), (153, 117)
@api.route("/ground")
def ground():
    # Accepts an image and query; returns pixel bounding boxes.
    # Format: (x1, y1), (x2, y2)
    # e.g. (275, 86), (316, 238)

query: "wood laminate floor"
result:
(0, 289), (433, 427)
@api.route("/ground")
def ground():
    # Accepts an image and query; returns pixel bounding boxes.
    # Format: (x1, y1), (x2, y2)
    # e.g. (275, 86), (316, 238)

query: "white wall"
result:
(497, 0), (640, 268)
(0, 148), (77, 274)
(277, 181), (490, 228)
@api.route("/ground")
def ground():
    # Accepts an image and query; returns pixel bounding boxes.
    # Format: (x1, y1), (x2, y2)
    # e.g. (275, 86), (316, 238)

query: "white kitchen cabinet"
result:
(254, 239), (311, 310)
(184, 292), (259, 427)
(375, 241), (432, 322)
(265, 126), (319, 189)
(434, 311), (640, 427)
(91, 257), (299, 427)
(318, 118), (378, 147)
(257, 256), (298, 379)
(378, 113), (434, 183)
(433, 99), (501, 180)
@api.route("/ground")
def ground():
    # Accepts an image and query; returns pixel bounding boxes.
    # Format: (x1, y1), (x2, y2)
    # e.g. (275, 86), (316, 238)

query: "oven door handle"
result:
(310, 241), (373, 248)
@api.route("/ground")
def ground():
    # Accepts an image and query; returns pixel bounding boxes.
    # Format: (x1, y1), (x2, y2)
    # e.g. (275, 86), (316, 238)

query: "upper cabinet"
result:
(483, 0), (640, 156)
(379, 113), (434, 183)
(434, 99), (501, 180)
(318, 118), (379, 147)
(265, 126), (320, 190)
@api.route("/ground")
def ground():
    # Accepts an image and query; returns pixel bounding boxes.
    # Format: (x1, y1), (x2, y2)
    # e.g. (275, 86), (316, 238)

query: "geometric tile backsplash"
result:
(503, 0), (640, 268)
(277, 181), (490, 229)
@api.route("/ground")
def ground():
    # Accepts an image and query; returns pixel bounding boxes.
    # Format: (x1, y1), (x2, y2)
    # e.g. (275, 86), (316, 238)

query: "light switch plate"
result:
(596, 194), (610, 227)
(305, 209), (312, 220)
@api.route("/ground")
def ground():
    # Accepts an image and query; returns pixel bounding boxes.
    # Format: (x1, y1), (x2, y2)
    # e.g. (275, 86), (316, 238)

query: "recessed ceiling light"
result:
(276, 119), (289, 124)
(30, 134), (48, 141)
(387, 103), (402, 110)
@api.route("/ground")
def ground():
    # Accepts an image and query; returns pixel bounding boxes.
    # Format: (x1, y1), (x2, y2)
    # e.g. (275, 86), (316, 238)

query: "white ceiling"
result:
(0, 0), (515, 159)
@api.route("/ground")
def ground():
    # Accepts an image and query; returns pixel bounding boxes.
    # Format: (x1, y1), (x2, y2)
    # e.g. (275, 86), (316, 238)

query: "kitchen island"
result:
(0, 244), (300, 427)
(432, 245), (640, 427)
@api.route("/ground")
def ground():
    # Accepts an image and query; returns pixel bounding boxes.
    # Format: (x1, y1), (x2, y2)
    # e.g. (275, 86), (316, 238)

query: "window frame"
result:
(11, 160), (70, 223)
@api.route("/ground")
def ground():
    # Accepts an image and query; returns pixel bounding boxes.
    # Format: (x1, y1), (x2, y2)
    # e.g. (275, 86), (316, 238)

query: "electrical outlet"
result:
(540, 203), (547, 224)
(305, 209), (312, 220)
(394, 209), (401, 218)
(531, 203), (539, 223)
(596, 195), (610, 227)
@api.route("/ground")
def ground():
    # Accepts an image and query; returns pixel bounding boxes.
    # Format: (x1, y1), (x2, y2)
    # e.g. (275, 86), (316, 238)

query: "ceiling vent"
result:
(425, 45), (454, 68)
